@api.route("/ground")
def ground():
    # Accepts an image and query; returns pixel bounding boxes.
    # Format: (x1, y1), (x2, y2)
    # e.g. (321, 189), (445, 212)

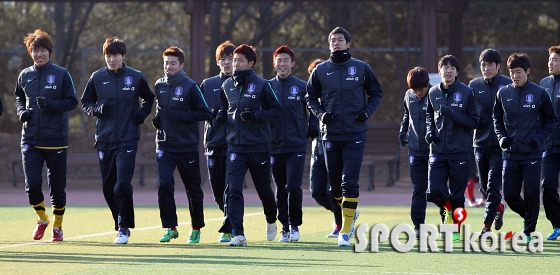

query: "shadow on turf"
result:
(0, 249), (366, 268)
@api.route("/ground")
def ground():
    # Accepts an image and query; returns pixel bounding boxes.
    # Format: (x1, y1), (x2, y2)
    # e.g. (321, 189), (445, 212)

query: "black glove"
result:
(529, 138), (539, 148)
(215, 110), (226, 123)
(320, 112), (334, 124)
(356, 111), (369, 122)
(425, 133), (434, 144)
(499, 137), (511, 149)
(36, 96), (50, 109)
(134, 113), (145, 125)
(212, 108), (219, 119)
(151, 115), (161, 129)
(439, 105), (451, 116)
(19, 110), (31, 122)
(240, 108), (260, 121)
(398, 132), (408, 147)
(308, 128), (320, 139)
(94, 103), (104, 116)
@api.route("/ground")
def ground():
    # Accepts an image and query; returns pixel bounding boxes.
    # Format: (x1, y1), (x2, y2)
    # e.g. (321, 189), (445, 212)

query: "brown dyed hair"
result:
(23, 29), (53, 57)
(215, 40), (236, 62)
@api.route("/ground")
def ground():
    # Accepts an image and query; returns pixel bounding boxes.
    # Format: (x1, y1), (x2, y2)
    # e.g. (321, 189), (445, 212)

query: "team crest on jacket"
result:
(325, 141), (331, 149)
(175, 87), (183, 97)
(453, 92), (462, 102)
(348, 66), (357, 76)
(290, 86), (298, 95)
(47, 75), (55, 84)
(247, 83), (256, 93)
(22, 144), (29, 152)
(208, 158), (214, 168)
(98, 151), (104, 160)
(409, 156), (414, 165)
(157, 149), (164, 159)
(475, 152), (481, 161)
(124, 76), (133, 86)
(270, 156), (275, 164)
(526, 94), (534, 103)
(229, 152), (237, 162)
(502, 159), (508, 168)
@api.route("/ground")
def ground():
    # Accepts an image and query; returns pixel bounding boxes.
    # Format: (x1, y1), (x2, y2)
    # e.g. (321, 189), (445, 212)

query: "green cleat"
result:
(452, 232), (461, 242)
(189, 230), (201, 244)
(219, 233), (232, 243)
(160, 228), (179, 242)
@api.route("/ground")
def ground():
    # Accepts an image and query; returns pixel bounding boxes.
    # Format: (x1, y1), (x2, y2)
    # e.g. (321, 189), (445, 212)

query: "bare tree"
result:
(50, 2), (95, 71)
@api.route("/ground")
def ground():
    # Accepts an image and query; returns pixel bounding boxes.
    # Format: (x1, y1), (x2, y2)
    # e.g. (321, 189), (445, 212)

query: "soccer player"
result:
(306, 27), (383, 246)
(426, 55), (479, 242)
(15, 29), (78, 241)
(269, 46), (307, 242)
(152, 46), (211, 244)
(539, 45), (560, 240)
(200, 41), (235, 243)
(214, 44), (282, 246)
(494, 53), (557, 242)
(81, 37), (155, 244)
(468, 48), (511, 237)
(398, 67), (431, 236)
(307, 58), (343, 238)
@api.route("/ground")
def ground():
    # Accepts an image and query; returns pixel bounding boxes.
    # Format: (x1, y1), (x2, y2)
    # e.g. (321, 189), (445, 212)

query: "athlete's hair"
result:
(23, 29), (53, 57)
(407, 67), (430, 90)
(548, 46), (560, 56)
(216, 40), (236, 62)
(438, 55), (460, 72)
(273, 46), (295, 62)
(479, 48), (502, 65)
(507, 53), (530, 72)
(162, 46), (185, 64)
(308, 59), (324, 74)
(103, 37), (127, 55)
(329, 27), (351, 43)
(234, 44), (257, 66)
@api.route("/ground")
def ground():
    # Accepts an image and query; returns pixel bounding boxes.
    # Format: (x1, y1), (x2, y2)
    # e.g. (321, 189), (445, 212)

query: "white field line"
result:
(0, 211), (262, 249)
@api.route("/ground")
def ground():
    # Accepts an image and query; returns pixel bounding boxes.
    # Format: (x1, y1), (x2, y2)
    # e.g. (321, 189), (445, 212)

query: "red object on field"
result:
(504, 231), (513, 240)
(453, 207), (467, 223)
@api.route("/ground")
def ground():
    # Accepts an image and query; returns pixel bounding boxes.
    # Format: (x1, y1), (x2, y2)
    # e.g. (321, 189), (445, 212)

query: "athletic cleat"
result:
(289, 226), (300, 242)
(228, 235), (247, 246)
(479, 227), (491, 240)
(338, 233), (350, 247)
(452, 232), (461, 242)
(328, 227), (341, 238)
(266, 222), (277, 241)
(279, 231), (290, 242)
(468, 198), (485, 207)
(188, 230), (200, 244)
(546, 228), (560, 240)
(52, 227), (63, 242)
(159, 228), (179, 242)
(219, 233), (232, 243)
(33, 220), (50, 240)
(114, 228), (129, 244)
(494, 202), (506, 230)
(526, 235), (533, 244)
(348, 210), (360, 238)
(445, 208), (453, 225)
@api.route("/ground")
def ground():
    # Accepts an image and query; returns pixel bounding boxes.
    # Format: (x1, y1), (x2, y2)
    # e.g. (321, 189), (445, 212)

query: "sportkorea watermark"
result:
(353, 208), (543, 253)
